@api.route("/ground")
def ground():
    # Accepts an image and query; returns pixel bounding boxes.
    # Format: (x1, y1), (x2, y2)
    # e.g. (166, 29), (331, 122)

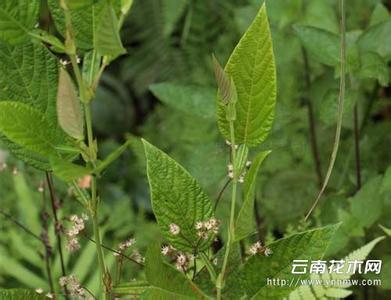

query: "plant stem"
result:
(46, 172), (70, 300)
(302, 47), (323, 187)
(199, 252), (217, 283)
(84, 102), (109, 297)
(216, 121), (237, 299)
(40, 190), (55, 295)
(213, 178), (231, 211)
(253, 197), (263, 240)
(353, 104), (362, 190)
(304, 0), (346, 222)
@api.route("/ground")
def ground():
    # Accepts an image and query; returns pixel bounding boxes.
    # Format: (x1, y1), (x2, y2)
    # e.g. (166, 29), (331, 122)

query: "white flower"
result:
(161, 245), (170, 256)
(35, 288), (44, 294)
(169, 223), (180, 235)
(195, 221), (204, 230)
(176, 253), (187, 265)
(264, 247), (273, 256)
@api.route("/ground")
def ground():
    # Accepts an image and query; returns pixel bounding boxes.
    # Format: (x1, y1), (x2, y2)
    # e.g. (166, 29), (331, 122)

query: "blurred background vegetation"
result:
(1, 0), (391, 298)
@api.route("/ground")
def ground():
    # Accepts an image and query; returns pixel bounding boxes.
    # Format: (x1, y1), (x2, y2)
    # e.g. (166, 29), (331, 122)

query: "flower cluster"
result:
(59, 275), (86, 299)
(113, 238), (144, 263)
(248, 241), (272, 257)
(195, 218), (220, 239)
(65, 214), (88, 253)
(161, 244), (194, 272)
(227, 161), (252, 183)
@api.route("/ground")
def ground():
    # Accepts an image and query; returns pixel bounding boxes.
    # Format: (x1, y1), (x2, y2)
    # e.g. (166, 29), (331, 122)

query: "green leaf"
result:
(217, 4), (276, 147)
(0, 41), (68, 169)
(294, 25), (339, 66)
(162, 0), (188, 37)
(359, 51), (389, 86)
(30, 29), (66, 53)
(144, 243), (200, 299)
(95, 2), (126, 59)
(50, 157), (91, 182)
(142, 139), (214, 252)
(0, 289), (45, 300)
(369, 3), (390, 27)
(358, 20), (391, 60)
(349, 176), (383, 228)
(0, 0), (40, 45)
(95, 139), (130, 173)
(235, 150), (270, 241)
(66, 0), (96, 10)
(150, 82), (216, 119)
(57, 68), (84, 140)
(113, 281), (149, 296)
(47, 0), (107, 50)
(0, 102), (60, 157)
(239, 224), (339, 299)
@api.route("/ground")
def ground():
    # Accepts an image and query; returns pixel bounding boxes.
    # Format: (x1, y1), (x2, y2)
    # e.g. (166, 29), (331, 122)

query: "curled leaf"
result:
(212, 54), (237, 105)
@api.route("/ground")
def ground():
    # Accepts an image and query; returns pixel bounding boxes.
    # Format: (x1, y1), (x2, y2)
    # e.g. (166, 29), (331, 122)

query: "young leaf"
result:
(213, 55), (237, 105)
(50, 157), (92, 182)
(57, 68), (84, 140)
(217, 4), (276, 147)
(293, 25), (340, 66)
(142, 139), (214, 252)
(0, 0), (40, 45)
(95, 2), (126, 59)
(0, 102), (59, 157)
(235, 150), (270, 241)
(144, 243), (201, 299)
(239, 224), (339, 299)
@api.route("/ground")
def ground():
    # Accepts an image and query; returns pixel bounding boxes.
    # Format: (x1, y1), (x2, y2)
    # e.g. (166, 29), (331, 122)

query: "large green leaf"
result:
(0, 0), (40, 45)
(239, 224), (339, 299)
(235, 150), (270, 241)
(150, 82), (216, 119)
(0, 42), (59, 124)
(293, 25), (339, 66)
(0, 41), (67, 169)
(0, 289), (45, 300)
(57, 68), (84, 140)
(143, 243), (200, 299)
(217, 4), (276, 147)
(142, 139), (214, 252)
(0, 102), (60, 157)
(95, 2), (126, 58)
